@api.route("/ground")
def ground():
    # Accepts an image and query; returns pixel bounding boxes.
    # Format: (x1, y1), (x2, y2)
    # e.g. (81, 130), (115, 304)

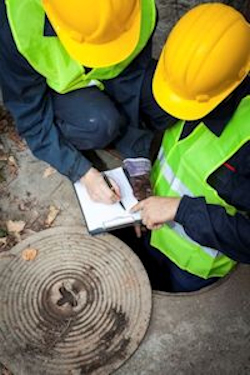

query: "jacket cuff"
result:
(68, 155), (92, 182)
(175, 195), (196, 224)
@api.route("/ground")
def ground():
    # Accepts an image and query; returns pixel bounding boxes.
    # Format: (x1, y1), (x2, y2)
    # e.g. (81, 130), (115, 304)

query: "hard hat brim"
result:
(153, 48), (242, 121)
(44, 4), (141, 68)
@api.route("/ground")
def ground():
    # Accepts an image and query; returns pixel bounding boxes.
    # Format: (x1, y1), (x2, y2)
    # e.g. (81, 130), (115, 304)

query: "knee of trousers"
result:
(84, 108), (125, 149)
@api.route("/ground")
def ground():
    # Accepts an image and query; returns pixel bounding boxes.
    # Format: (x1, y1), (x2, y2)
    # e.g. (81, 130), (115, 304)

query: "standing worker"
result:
(132, 3), (250, 292)
(0, 0), (171, 203)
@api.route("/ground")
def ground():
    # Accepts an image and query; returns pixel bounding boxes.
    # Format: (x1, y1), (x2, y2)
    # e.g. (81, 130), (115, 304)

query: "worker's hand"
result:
(133, 223), (147, 238)
(131, 196), (181, 230)
(80, 167), (121, 204)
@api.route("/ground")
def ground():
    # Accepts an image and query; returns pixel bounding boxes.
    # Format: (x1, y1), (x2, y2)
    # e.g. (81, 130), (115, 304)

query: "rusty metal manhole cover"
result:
(0, 226), (152, 375)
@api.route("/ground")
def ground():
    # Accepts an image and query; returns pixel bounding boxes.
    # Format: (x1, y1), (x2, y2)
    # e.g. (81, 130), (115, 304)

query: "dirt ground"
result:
(0, 105), (61, 253)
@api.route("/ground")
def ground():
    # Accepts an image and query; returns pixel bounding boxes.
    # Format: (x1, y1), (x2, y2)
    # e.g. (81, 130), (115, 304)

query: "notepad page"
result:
(74, 167), (141, 233)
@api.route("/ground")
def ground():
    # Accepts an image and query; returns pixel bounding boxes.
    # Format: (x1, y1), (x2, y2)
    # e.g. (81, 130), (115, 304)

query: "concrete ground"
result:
(1, 107), (250, 375)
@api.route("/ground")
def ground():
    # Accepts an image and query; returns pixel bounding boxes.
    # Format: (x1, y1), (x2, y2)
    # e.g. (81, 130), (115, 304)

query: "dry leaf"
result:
(0, 234), (18, 252)
(8, 130), (26, 151)
(6, 220), (26, 234)
(45, 205), (60, 227)
(7, 155), (18, 176)
(22, 247), (38, 261)
(43, 166), (56, 178)
(0, 237), (7, 248)
(8, 155), (18, 167)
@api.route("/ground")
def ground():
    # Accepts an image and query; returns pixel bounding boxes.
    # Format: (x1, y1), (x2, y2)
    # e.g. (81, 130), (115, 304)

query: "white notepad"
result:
(74, 167), (141, 235)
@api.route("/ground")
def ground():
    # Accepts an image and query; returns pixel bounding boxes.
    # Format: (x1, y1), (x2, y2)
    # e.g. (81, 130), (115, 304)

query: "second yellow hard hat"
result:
(42, 0), (141, 68)
(153, 3), (250, 120)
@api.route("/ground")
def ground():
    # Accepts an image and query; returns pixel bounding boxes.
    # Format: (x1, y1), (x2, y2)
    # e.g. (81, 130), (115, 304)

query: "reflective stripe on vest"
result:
(157, 147), (193, 197)
(157, 151), (221, 258)
(6, 0), (156, 93)
(151, 96), (250, 279)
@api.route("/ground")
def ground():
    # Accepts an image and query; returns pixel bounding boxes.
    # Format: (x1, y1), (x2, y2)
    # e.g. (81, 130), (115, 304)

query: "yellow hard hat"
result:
(153, 3), (250, 120)
(42, 0), (141, 67)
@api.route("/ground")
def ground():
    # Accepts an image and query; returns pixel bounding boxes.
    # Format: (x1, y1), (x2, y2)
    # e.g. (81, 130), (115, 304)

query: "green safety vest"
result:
(151, 96), (250, 279)
(5, 0), (156, 93)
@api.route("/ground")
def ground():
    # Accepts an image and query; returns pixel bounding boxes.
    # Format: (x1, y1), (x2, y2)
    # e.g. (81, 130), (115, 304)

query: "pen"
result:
(103, 173), (126, 210)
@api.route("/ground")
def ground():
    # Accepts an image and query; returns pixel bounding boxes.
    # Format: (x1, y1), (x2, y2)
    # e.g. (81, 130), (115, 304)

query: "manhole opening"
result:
(112, 227), (236, 295)
(154, 268), (236, 296)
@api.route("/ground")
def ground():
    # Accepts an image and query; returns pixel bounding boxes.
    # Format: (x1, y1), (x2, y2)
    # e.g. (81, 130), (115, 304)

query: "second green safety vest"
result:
(151, 96), (250, 279)
(5, 0), (156, 93)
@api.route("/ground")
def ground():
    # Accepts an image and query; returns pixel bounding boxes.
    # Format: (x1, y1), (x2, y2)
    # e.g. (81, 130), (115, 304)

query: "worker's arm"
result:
(175, 194), (250, 264)
(174, 141), (250, 264)
(0, 4), (92, 182)
(132, 193), (250, 263)
(132, 152), (250, 263)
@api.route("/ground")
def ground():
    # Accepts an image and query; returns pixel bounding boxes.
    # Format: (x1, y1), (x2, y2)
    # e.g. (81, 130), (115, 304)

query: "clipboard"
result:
(74, 167), (141, 235)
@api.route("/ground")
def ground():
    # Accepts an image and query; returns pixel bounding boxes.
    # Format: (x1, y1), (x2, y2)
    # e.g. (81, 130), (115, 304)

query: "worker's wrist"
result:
(174, 195), (192, 223)
(71, 156), (92, 183)
(80, 167), (99, 185)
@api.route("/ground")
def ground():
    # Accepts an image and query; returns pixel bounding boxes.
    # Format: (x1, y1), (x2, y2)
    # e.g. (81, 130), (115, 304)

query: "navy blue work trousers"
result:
(144, 240), (219, 292)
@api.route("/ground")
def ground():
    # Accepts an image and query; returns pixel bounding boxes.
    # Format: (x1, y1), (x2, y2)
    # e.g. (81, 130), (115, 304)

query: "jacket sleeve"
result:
(0, 7), (91, 182)
(175, 195), (250, 264)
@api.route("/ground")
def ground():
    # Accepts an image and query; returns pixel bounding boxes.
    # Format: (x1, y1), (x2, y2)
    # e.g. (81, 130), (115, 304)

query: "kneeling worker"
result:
(0, 0), (171, 204)
(132, 3), (250, 292)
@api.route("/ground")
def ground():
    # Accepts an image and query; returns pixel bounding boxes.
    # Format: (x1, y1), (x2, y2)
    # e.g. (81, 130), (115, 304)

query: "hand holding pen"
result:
(103, 173), (126, 210)
(80, 167), (122, 205)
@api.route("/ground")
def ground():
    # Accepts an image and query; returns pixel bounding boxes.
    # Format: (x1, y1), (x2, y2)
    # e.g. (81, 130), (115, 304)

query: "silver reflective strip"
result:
(87, 79), (99, 87)
(169, 222), (220, 258)
(157, 147), (221, 259)
(158, 147), (193, 197)
(158, 146), (164, 163)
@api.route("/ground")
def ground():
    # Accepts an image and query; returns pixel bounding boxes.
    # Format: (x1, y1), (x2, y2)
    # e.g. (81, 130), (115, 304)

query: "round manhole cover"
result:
(0, 227), (152, 375)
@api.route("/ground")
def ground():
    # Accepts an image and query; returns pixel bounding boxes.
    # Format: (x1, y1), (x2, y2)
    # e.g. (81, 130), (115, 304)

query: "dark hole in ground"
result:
(112, 227), (220, 293)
